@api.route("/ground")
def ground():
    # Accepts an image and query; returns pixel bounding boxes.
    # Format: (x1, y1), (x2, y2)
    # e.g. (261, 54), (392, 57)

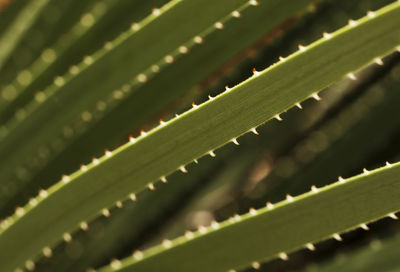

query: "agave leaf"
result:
(97, 162), (400, 272)
(258, 62), (400, 205)
(0, 0), (255, 204)
(0, 0), (169, 122)
(38, 151), (229, 272)
(28, 0), (317, 208)
(0, 2), (399, 271)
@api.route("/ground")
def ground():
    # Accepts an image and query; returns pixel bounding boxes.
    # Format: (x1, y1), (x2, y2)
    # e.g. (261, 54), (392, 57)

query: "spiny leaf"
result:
(29, 0), (317, 197)
(0, 0), (257, 206)
(158, 58), (400, 258)
(39, 145), (237, 272)
(0, 0), (102, 87)
(260, 62), (400, 204)
(0, 0), (170, 123)
(0, 2), (399, 271)
(97, 161), (400, 272)
(0, 0), (108, 113)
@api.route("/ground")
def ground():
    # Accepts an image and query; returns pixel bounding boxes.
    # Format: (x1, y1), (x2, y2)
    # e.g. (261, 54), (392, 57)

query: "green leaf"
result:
(29, 0), (317, 197)
(312, 234), (400, 272)
(0, 0), (254, 206)
(0, 2), (399, 271)
(0, 0), (51, 70)
(0, 0), (98, 87)
(245, 59), (400, 205)
(0, 0), (169, 123)
(98, 162), (400, 272)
